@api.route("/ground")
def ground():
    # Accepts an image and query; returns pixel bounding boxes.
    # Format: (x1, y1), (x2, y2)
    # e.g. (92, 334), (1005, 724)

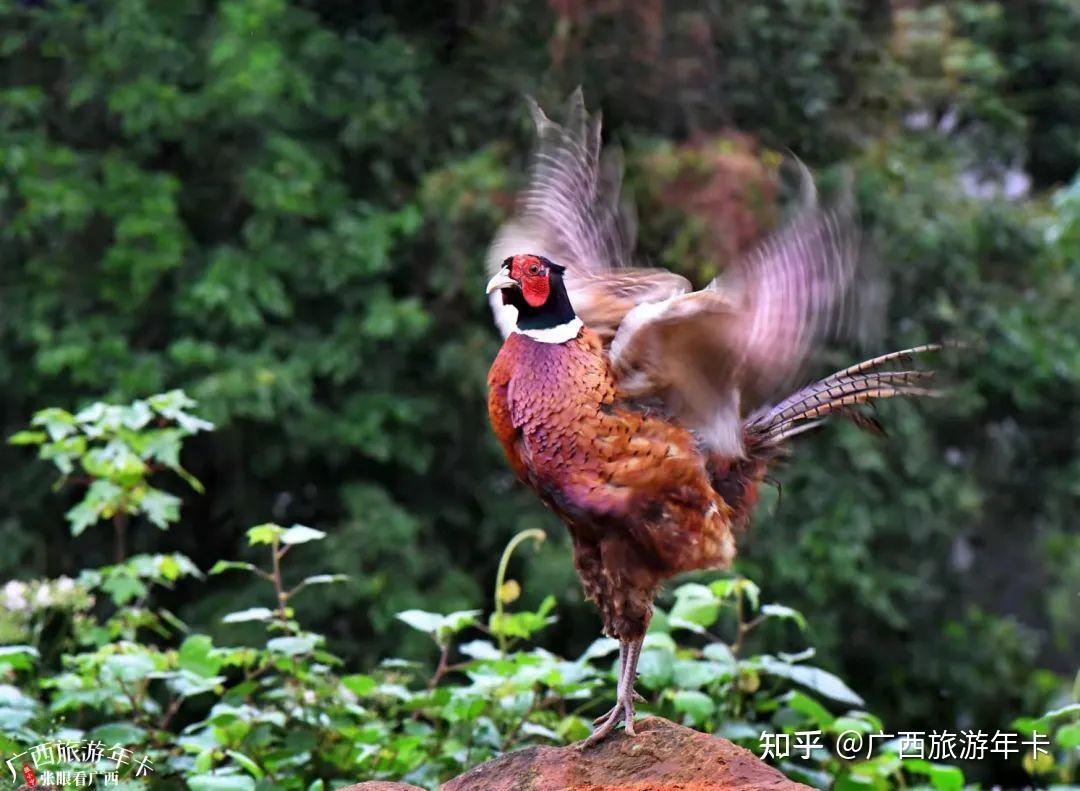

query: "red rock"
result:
(443, 717), (812, 791)
(339, 783), (425, 791)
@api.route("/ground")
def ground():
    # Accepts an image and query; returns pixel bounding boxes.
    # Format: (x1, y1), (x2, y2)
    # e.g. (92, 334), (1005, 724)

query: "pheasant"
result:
(485, 91), (938, 747)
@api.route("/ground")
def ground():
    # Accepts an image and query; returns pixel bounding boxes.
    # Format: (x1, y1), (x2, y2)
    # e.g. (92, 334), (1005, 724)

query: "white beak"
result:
(485, 271), (517, 295)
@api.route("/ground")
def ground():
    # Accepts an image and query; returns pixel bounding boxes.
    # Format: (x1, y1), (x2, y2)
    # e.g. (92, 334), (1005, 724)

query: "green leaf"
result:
(73, 402), (107, 426)
(247, 523), (284, 545)
(397, 608), (481, 644)
(225, 751), (264, 780)
(279, 524), (326, 545)
(760, 603), (808, 630)
(444, 695), (485, 723)
(673, 689), (715, 724)
(488, 608), (554, 641)
(668, 616), (708, 634)
(396, 609), (448, 634)
(0, 684), (36, 709)
(222, 607), (275, 623)
(66, 479), (125, 536)
(187, 775), (256, 791)
(708, 578), (737, 599)
(66, 501), (102, 537)
(140, 428), (183, 467)
(460, 640), (502, 660)
(783, 690), (836, 728)
(647, 607), (671, 634)
(738, 578), (760, 610)
(179, 635), (223, 678)
(168, 670), (225, 699)
(669, 584), (720, 628)
(578, 637), (620, 663)
(830, 715), (878, 736)
(0, 646), (38, 671)
(342, 674), (377, 697)
(32, 407), (76, 440)
(1044, 703), (1080, 720)
(756, 656), (865, 707)
(140, 487), (181, 529)
(87, 721), (147, 746)
(904, 759), (965, 791)
(102, 653), (157, 685)
(703, 642), (736, 666)
(643, 632), (677, 653)
(100, 570), (147, 605)
(8, 430), (46, 445)
(437, 609), (481, 641)
(0, 706), (35, 731)
(636, 648), (674, 690)
(266, 635), (317, 656)
(297, 574), (348, 587)
(1056, 721), (1080, 749)
(159, 554), (181, 580)
(209, 560), (257, 576)
(673, 659), (730, 689)
(557, 715), (591, 743)
(148, 390), (214, 434)
(155, 552), (202, 581)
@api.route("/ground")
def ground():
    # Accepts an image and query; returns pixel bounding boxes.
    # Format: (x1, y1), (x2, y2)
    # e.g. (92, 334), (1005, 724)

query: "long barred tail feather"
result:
(820, 343), (943, 383)
(745, 345), (942, 450)
(762, 369), (937, 425)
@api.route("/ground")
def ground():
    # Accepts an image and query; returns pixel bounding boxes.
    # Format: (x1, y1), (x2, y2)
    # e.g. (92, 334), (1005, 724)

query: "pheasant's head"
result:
(486, 254), (579, 338)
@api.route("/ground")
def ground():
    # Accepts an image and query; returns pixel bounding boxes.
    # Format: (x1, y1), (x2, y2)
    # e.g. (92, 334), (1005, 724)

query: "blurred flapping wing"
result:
(712, 207), (859, 407)
(488, 89), (690, 339)
(610, 207), (859, 456)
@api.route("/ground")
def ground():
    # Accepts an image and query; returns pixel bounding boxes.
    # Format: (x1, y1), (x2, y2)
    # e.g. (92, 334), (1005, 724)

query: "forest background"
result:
(0, 0), (1077, 787)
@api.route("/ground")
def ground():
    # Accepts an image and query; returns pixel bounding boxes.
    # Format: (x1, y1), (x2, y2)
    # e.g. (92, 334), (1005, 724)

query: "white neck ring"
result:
(515, 317), (583, 344)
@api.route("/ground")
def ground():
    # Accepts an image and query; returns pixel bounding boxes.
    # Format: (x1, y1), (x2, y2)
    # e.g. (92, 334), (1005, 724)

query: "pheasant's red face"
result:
(485, 254), (572, 332)
(508, 254), (552, 307)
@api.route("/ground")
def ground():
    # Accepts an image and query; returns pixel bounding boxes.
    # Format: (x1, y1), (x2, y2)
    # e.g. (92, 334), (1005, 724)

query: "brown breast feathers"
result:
(487, 328), (736, 578)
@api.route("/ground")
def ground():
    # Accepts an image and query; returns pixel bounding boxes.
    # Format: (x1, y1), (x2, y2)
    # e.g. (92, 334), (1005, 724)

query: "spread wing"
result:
(490, 90), (861, 457)
(709, 207), (859, 405)
(610, 207), (859, 456)
(488, 89), (690, 339)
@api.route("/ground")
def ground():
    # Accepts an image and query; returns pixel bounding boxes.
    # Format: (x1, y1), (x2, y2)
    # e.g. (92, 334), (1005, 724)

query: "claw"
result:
(580, 636), (644, 748)
(580, 692), (635, 748)
(590, 691), (645, 726)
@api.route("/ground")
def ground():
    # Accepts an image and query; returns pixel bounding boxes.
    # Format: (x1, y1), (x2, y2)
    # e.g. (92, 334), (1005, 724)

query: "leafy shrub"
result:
(1, 522), (979, 790)
(10, 392), (212, 561)
(5, 393), (1074, 790)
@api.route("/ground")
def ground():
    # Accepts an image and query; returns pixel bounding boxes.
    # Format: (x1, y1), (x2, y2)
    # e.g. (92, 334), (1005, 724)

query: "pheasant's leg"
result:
(590, 641), (644, 726)
(582, 635), (644, 747)
(619, 636), (643, 736)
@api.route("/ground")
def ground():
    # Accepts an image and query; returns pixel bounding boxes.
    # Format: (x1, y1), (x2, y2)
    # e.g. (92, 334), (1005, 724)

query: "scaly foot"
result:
(590, 690), (645, 726)
(581, 687), (638, 747)
(579, 635), (644, 748)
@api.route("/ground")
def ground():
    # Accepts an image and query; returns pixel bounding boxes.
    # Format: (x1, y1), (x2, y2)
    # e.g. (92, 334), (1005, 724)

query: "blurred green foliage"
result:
(0, 0), (1077, 786)
(0, 474), (1074, 788)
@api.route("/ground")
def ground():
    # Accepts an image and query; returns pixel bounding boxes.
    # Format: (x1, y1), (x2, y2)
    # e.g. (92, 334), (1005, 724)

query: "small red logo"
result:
(21, 762), (36, 786)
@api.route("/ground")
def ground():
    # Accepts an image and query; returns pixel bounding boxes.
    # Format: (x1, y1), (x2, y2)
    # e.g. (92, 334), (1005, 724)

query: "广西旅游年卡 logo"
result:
(5, 741), (153, 786)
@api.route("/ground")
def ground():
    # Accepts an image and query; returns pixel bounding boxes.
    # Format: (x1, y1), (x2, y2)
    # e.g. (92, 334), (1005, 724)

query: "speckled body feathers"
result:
(488, 327), (739, 639)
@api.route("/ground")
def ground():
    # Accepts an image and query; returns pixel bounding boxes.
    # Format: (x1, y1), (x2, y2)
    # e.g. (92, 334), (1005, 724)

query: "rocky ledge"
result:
(345, 716), (811, 791)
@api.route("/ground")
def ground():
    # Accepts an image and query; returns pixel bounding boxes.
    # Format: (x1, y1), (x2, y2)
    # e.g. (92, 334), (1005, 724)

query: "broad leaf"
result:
(673, 689), (715, 724)
(279, 524), (326, 545)
(222, 607), (275, 623)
